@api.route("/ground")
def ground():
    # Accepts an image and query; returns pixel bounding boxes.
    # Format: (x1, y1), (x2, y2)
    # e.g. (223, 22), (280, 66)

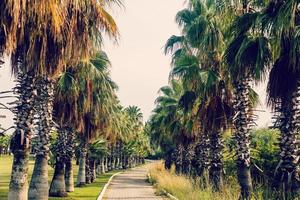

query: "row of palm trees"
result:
(149, 0), (300, 199)
(0, 1), (149, 200)
(47, 102), (149, 197)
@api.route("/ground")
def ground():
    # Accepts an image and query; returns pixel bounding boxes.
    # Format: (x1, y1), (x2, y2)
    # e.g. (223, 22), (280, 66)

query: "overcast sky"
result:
(0, 0), (272, 132)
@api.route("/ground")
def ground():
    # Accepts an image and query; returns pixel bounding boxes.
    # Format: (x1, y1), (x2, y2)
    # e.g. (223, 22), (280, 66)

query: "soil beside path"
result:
(103, 163), (165, 200)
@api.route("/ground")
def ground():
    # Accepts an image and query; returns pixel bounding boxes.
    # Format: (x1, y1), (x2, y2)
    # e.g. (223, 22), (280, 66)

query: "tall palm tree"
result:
(51, 68), (79, 194)
(54, 52), (118, 188)
(261, 0), (300, 196)
(224, 10), (272, 199)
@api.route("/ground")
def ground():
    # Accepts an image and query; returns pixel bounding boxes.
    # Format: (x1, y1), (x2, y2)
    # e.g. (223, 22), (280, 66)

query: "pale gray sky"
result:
(104, 0), (183, 122)
(0, 0), (271, 132)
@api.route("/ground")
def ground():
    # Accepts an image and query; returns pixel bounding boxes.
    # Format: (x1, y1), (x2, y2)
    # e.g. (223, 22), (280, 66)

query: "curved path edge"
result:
(97, 172), (122, 200)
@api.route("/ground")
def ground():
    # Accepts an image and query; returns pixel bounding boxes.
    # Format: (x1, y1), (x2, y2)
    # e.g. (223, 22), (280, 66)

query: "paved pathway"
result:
(103, 163), (164, 200)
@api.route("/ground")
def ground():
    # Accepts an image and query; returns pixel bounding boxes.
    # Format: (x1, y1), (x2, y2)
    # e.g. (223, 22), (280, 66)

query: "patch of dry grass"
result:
(148, 161), (240, 200)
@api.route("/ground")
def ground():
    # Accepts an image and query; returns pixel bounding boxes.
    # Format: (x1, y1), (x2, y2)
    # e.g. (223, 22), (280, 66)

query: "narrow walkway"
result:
(103, 163), (164, 200)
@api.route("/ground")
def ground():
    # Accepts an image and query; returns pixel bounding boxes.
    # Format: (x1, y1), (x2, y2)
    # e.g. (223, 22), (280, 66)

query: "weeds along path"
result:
(103, 162), (164, 200)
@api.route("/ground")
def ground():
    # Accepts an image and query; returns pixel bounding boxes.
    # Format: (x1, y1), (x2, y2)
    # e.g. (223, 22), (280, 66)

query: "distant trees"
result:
(0, 135), (10, 155)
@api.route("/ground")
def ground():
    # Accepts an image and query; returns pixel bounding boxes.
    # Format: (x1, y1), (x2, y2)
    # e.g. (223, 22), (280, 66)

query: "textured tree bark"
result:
(104, 156), (108, 172)
(174, 143), (183, 174)
(182, 143), (194, 176)
(76, 142), (87, 187)
(132, 157), (135, 167)
(49, 158), (67, 197)
(164, 149), (173, 170)
(28, 155), (49, 200)
(65, 158), (74, 192)
(122, 155), (126, 169)
(193, 132), (210, 188)
(111, 156), (116, 170)
(128, 156), (133, 168)
(49, 127), (68, 196)
(65, 129), (75, 192)
(209, 129), (224, 191)
(91, 159), (96, 182)
(115, 157), (120, 169)
(8, 150), (29, 200)
(29, 77), (54, 200)
(273, 83), (300, 198)
(233, 77), (253, 199)
(9, 71), (36, 200)
(85, 155), (92, 184)
(116, 141), (122, 169)
(96, 160), (101, 175)
(100, 157), (106, 174)
(111, 144), (115, 170)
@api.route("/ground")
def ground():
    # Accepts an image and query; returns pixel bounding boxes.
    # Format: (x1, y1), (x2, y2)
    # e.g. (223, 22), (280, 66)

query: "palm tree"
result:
(48, 128), (70, 197)
(224, 10), (272, 199)
(52, 68), (79, 193)
(261, 0), (300, 196)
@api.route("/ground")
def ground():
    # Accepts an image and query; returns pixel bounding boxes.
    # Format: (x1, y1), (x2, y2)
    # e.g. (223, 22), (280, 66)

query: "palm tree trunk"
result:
(76, 141), (87, 187)
(233, 78), (253, 199)
(49, 127), (69, 196)
(49, 158), (67, 197)
(65, 158), (74, 192)
(119, 142), (124, 169)
(209, 129), (224, 191)
(273, 84), (300, 197)
(117, 141), (122, 169)
(65, 129), (75, 192)
(122, 155), (127, 169)
(195, 133), (210, 177)
(104, 156), (108, 172)
(101, 157), (106, 173)
(29, 76), (54, 200)
(85, 154), (92, 184)
(8, 71), (36, 200)
(8, 150), (30, 200)
(194, 133), (210, 188)
(90, 159), (96, 182)
(174, 143), (183, 174)
(164, 149), (173, 170)
(28, 154), (49, 200)
(182, 143), (191, 175)
(96, 159), (101, 175)
(108, 155), (112, 171)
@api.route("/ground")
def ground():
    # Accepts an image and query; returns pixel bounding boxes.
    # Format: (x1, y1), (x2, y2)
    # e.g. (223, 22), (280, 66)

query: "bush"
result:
(224, 128), (280, 184)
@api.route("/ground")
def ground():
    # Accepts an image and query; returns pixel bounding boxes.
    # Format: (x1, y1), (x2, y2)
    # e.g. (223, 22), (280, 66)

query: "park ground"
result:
(0, 155), (119, 200)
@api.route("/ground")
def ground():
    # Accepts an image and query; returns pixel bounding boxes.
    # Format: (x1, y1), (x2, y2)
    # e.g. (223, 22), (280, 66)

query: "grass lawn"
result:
(0, 155), (120, 200)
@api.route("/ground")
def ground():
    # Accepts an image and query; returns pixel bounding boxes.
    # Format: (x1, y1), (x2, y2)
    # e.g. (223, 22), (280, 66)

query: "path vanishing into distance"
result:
(103, 163), (165, 200)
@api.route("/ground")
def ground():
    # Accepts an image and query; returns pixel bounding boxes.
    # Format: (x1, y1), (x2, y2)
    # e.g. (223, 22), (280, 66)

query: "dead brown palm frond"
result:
(1, 0), (120, 77)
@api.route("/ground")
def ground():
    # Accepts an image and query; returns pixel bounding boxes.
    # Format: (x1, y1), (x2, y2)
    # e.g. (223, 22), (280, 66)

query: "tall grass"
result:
(148, 162), (281, 200)
(148, 161), (239, 200)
